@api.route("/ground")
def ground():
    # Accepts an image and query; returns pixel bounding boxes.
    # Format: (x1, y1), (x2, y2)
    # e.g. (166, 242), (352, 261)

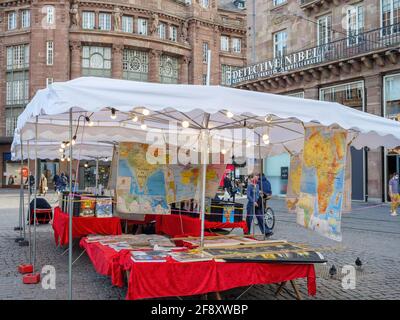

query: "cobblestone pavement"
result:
(0, 189), (399, 300)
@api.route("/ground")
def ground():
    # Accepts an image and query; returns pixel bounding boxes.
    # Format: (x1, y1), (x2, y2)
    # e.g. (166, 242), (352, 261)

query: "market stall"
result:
(14, 77), (400, 299)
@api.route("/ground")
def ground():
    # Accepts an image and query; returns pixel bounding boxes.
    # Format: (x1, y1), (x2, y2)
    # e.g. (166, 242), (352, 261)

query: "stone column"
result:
(112, 44), (124, 79)
(149, 49), (161, 83)
(179, 56), (190, 84)
(70, 40), (81, 79)
(365, 74), (383, 201)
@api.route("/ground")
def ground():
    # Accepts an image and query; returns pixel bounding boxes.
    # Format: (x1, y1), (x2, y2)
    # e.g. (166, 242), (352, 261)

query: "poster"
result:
(342, 145), (352, 213)
(286, 152), (303, 213)
(116, 142), (170, 215)
(296, 126), (348, 241)
(165, 164), (200, 204)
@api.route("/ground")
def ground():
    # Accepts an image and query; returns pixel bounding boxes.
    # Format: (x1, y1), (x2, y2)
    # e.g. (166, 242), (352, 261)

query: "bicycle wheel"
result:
(264, 207), (275, 230)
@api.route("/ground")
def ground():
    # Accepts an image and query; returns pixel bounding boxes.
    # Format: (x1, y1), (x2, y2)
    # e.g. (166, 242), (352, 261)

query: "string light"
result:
(262, 133), (270, 145)
(221, 149), (227, 155)
(61, 156), (65, 162)
(60, 142), (66, 149)
(67, 157), (71, 162)
(142, 108), (150, 116)
(140, 119), (147, 130)
(84, 162), (88, 168)
(71, 135), (77, 145)
(59, 148), (64, 153)
(132, 115), (138, 122)
(182, 120), (190, 128)
(226, 111), (234, 118)
(110, 108), (117, 119)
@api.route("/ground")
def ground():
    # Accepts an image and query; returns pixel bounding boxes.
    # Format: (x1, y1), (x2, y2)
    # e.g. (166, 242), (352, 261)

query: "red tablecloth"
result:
(119, 251), (316, 300)
(53, 207), (122, 246)
(80, 238), (317, 300)
(156, 214), (248, 237)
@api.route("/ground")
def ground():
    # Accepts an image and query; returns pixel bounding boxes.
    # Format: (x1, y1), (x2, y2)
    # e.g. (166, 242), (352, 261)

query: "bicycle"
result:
(261, 193), (275, 232)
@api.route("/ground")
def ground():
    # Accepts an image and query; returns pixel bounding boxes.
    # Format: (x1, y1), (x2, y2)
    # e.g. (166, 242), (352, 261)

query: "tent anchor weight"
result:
(22, 273), (41, 284)
(15, 237), (24, 243)
(18, 264), (33, 274)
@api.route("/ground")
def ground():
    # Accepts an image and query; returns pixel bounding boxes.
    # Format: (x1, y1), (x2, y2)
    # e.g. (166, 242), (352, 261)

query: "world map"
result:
(296, 127), (347, 241)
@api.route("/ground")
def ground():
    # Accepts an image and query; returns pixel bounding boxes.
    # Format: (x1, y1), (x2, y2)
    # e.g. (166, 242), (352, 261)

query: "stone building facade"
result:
(0, 0), (246, 187)
(239, 0), (400, 201)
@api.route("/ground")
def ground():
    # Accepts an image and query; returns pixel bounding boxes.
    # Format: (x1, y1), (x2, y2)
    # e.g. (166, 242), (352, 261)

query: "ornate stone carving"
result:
(180, 20), (188, 43)
(114, 7), (121, 32)
(150, 13), (159, 35)
(69, 40), (81, 51)
(70, 1), (79, 28)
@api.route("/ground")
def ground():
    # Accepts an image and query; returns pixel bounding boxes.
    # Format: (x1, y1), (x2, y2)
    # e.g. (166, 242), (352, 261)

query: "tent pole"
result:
(95, 157), (99, 195)
(17, 135), (24, 240)
(258, 136), (266, 240)
(68, 108), (73, 300)
(33, 117), (38, 273)
(200, 129), (209, 248)
(27, 140), (32, 264)
(20, 134), (27, 243)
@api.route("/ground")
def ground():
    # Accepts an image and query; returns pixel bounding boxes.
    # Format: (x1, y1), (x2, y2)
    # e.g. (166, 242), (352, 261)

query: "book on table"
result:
(131, 250), (169, 263)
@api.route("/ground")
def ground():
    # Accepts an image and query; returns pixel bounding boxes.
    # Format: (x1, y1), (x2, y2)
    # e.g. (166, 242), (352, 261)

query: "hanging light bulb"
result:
(221, 148), (227, 155)
(71, 135), (77, 145)
(59, 148), (64, 153)
(264, 114), (273, 123)
(60, 142), (66, 149)
(61, 156), (65, 162)
(66, 141), (70, 147)
(84, 162), (88, 168)
(110, 108), (117, 119)
(132, 115), (138, 122)
(85, 116), (93, 126)
(140, 119), (147, 130)
(246, 141), (251, 148)
(262, 133), (270, 145)
(142, 108), (150, 116)
(182, 120), (190, 128)
(226, 110), (234, 118)
(67, 157), (71, 162)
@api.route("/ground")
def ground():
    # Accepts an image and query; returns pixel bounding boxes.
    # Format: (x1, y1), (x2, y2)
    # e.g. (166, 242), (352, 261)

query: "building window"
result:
(137, 18), (148, 35)
(82, 46), (112, 77)
(6, 45), (30, 70)
(122, 16), (133, 33)
(169, 25), (178, 42)
(46, 5), (55, 25)
(232, 38), (241, 53)
(46, 41), (54, 65)
(221, 36), (230, 52)
(320, 81), (364, 111)
(123, 49), (149, 81)
(273, 30), (287, 58)
(286, 92), (304, 98)
(158, 22), (167, 39)
(382, 0), (400, 36)
(160, 55), (179, 84)
(347, 4), (364, 46)
(384, 74), (400, 119)
(317, 15), (332, 46)
(273, 0), (286, 5)
(203, 42), (209, 63)
(46, 78), (53, 87)
(202, 74), (208, 85)
(8, 12), (17, 30)
(201, 0), (209, 8)
(6, 44), (29, 137)
(221, 65), (240, 86)
(99, 12), (112, 31)
(82, 11), (95, 30)
(21, 10), (30, 28)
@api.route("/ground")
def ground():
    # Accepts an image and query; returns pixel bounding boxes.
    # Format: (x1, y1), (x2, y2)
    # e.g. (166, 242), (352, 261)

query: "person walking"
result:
(389, 172), (399, 216)
(39, 173), (48, 196)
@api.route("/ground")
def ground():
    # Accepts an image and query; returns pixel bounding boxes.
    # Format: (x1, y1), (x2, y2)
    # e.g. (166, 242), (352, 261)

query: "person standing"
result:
(28, 173), (35, 194)
(53, 173), (60, 193)
(389, 173), (399, 216)
(246, 174), (265, 235)
(8, 175), (15, 186)
(39, 174), (48, 196)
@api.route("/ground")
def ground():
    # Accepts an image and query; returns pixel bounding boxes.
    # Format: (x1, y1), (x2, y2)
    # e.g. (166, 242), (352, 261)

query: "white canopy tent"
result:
(13, 77), (400, 299)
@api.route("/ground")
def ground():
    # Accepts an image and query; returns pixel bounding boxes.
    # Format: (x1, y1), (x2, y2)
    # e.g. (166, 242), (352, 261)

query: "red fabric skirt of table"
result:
(155, 214), (248, 237)
(53, 207), (122, 246)
(80, 239), (317, 300)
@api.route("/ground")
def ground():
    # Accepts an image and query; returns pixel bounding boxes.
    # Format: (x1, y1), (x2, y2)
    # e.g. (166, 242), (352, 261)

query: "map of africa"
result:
(296, 126), (347, 241)
(116, 142), (170, 215)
